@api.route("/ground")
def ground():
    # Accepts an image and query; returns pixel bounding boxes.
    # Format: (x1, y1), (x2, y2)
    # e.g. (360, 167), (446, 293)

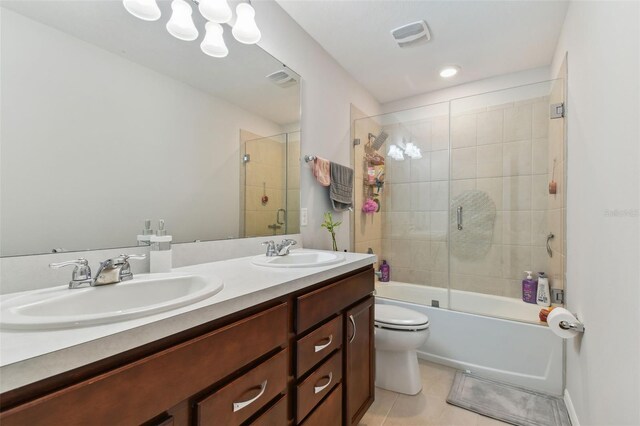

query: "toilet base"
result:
(375, 348), (422, 395)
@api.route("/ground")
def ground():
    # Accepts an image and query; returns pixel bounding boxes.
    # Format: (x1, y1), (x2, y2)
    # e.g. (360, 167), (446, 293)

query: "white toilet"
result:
(374, 304), (430, 395)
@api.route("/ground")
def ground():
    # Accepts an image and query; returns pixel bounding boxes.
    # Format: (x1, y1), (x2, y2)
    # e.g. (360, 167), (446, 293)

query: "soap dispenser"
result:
(150, 219), (172, 273)
(137, 219), (154, 246)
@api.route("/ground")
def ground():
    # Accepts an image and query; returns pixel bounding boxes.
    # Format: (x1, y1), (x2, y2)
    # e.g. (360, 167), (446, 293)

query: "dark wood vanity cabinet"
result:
(294, 267), (374, 426)
(0, 266), (374, 426)
(345, 297), (375, 426)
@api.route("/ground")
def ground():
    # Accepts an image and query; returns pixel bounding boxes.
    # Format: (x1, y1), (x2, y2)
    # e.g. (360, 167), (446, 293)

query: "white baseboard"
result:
(564, 388), (580, 426)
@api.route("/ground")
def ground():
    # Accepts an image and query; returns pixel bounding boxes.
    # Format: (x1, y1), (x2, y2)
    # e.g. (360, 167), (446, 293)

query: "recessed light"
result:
(439, 66), (460, 78)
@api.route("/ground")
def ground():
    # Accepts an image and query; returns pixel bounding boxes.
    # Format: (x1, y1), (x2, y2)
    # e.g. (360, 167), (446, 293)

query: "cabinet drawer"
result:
(296, 350), (342, 423)
(301, 385), (342, 426)
(296, 268), (373, 333)
(249, 394), (288, 426)
(196, 349), (288, 426)
(0, 303), (288, 426)
(296, 315), (342, 377)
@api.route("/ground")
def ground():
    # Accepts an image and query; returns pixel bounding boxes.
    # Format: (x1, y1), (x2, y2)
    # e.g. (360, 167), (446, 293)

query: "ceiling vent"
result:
(390, 20), (431, 48)
(266, 69), (298, 88)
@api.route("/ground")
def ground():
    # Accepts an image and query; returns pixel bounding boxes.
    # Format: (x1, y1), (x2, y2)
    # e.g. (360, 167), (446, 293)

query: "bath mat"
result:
(446, 372), (571, 426)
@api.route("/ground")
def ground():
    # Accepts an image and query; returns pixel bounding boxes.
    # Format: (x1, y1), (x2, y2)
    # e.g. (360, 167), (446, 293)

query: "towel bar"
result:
(304, 155), (317, 163)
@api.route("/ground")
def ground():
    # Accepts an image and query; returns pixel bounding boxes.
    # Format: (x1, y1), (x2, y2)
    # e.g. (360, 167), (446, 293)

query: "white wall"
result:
(382, 66), (551, 114)
(255, 1), (381, 251)
(551, 1), (640, 425)
(0, 9), (283, 255)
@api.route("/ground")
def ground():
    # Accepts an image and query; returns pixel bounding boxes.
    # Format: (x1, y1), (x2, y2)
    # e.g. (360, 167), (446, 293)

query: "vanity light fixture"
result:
(232, 2), (261, 44)
(198, 0), (232, 24)
(439, 65), (460, 78)
(201, 22), (228, 57)
(166, 0), (199, 41)
(123, 0), (261, 58)
(123, 0), (161, 21)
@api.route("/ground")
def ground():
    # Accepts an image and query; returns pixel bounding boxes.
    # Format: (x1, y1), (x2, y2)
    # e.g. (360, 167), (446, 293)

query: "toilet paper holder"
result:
(559, 319), (585, 333)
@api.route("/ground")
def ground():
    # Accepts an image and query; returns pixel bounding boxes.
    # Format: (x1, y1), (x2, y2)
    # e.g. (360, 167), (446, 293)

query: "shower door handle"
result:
(457, 206), (463, 230)
(277, 208), (286, 225)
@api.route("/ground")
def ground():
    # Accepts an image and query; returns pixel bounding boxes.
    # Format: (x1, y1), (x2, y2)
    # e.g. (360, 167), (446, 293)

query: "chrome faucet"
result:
(50, 254), (146, 289)
(262, 239), (297, 257)
(93, 254), (146, 286)
(276, 239), (297, 256)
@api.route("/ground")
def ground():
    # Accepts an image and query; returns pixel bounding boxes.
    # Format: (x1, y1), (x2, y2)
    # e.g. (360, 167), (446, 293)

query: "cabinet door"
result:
(344, 297), (374, 426)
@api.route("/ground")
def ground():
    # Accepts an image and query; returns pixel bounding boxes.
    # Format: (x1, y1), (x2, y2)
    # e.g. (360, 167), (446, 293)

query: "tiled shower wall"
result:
(380, 115), (451, 288)
(377, 95), (561, 299)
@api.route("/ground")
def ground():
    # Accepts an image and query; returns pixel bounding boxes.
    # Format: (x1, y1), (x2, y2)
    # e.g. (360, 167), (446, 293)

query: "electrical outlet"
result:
(300, 208), (308, 226)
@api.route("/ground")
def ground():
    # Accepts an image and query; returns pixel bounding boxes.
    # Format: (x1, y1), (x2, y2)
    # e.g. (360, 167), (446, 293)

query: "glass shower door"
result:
(448, 79), (565, 323)
(242, 133), (287, 237)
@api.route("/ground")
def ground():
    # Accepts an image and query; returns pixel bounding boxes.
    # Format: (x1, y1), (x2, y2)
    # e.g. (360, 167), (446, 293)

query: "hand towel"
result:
(330, 162), (354, 212)
(313, 157), (331, 187)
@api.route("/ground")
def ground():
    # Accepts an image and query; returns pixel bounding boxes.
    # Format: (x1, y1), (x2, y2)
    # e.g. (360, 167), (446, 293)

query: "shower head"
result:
(369, 131), (389, 151)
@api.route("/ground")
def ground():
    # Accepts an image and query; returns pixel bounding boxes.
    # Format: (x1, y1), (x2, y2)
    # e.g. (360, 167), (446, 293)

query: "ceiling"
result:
(2, 0), (300, 125)
(276, 0), (569, 103)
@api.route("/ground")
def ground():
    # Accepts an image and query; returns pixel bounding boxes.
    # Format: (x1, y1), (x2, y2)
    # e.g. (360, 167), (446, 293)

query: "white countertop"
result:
(0, 250), (375, 394)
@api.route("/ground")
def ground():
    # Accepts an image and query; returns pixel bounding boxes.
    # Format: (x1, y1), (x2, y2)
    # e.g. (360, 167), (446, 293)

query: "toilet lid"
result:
(375, 304), (430, 330)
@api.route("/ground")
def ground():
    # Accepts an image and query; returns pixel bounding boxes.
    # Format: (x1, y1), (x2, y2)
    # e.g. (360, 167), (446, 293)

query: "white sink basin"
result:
(251, 250), (345, 268)
(0, 273), (223, 330)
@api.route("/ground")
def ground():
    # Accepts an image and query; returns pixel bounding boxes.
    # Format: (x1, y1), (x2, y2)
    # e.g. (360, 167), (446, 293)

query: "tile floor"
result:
(359, 359), (510, 426)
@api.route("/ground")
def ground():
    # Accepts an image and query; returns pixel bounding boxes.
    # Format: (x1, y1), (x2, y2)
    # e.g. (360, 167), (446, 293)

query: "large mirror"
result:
(0, 0), (301, 257)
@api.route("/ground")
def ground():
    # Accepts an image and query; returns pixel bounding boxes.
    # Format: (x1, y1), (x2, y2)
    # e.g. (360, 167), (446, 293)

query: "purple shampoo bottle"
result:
(380, 260), (390, 282)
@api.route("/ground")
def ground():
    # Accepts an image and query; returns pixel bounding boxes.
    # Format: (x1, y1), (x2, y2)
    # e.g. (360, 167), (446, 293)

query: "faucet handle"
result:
(281, 239), (297, 246)
(113, 254), (146, 282)
(116, 253), (147, 263)
(262, 240), (277, 257)
(50, 258), (92, 288)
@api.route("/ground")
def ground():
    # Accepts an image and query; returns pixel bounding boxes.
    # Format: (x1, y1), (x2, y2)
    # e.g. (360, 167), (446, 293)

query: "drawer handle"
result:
(314, 334), (333, 353)
(348, 315), (356, 343)
(232, 380), (268, 413)
(313, 372), (333, 394)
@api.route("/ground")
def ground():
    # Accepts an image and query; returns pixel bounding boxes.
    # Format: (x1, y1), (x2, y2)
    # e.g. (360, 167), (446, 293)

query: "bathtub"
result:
(375, 282), (564, 395)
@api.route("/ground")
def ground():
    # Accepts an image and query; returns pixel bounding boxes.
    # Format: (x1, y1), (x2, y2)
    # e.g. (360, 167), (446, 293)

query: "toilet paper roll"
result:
(547, 308), (580, 338)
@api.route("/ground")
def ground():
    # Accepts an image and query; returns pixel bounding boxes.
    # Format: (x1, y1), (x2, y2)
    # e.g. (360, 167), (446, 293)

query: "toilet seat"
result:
(375, 304), (429, 331)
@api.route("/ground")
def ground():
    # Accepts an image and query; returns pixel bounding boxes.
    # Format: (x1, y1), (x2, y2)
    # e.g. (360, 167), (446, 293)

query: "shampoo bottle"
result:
(536, 272), (551, 307)
(379, 260), (390, 282)
(150, 219), (172, 273)
(522, 271), (538, 304)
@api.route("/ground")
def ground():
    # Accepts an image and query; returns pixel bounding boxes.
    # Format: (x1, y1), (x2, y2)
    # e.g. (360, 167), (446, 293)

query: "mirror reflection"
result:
(0, 0), (301, 257)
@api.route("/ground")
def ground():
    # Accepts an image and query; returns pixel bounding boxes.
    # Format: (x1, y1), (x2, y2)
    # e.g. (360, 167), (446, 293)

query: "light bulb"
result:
(232, 3), (261, 44)
(198, 0), (232, 23)
(387, 145), (404, 161)
(405, 142), (422, 159)
(166, 0), (199, 41)
(439, 65), (460, 78)
(201, 22), (228, 58)
(123, 0), (161, 21)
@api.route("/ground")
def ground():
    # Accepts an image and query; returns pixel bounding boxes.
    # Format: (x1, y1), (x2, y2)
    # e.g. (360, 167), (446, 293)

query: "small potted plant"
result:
(321, 212), (341, 251)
